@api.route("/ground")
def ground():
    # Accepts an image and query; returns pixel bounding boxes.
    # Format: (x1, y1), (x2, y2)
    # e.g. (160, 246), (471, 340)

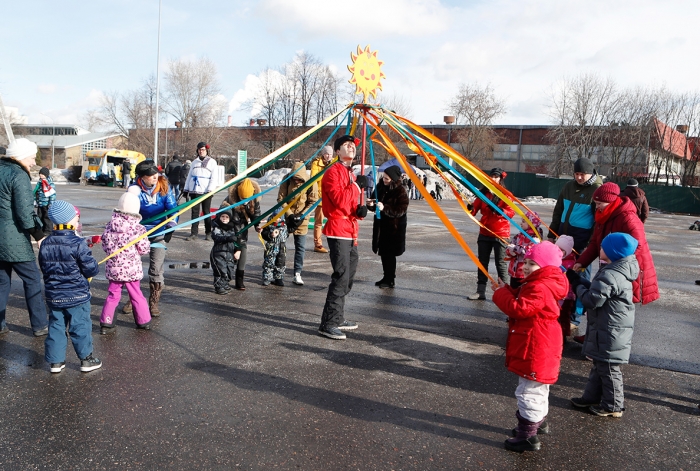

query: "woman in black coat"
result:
(368, 165), (409, 288)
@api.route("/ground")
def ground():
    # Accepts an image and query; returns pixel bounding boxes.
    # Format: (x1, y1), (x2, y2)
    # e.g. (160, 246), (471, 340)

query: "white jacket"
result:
(184, 156), (218, 194)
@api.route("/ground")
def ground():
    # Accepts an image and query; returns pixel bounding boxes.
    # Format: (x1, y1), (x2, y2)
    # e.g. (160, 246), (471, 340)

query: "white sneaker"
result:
(293, 273), (304, 285)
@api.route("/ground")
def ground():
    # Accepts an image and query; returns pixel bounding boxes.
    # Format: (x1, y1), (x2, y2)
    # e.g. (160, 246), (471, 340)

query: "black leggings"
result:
(189, 195), (213, 235)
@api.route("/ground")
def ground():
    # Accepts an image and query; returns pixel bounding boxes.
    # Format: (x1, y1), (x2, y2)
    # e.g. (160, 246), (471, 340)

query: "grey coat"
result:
(576, 255), (639, 364)
(0, 158), (44, 262)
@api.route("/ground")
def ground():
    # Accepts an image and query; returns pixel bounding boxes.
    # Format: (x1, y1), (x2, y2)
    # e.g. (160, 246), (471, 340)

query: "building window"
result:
(82, 139), (107, 158)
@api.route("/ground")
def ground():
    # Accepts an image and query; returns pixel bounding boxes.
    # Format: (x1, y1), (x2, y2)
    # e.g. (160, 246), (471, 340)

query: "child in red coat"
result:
(492, 241), (569, 452)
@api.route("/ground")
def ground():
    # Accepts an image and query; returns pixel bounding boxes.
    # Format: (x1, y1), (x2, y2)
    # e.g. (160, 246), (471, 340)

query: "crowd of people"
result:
(0, 136), (666, 453)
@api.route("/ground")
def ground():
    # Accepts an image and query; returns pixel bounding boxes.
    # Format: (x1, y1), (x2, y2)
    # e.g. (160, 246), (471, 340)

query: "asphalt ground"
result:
(0, 185), (698, 470)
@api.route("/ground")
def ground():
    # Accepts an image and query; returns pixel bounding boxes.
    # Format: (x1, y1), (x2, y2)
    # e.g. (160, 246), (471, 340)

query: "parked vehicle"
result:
(82, 149), (146, 186)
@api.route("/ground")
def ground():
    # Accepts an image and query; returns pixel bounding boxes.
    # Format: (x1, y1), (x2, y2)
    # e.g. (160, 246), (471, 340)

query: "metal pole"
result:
(153, 0), (162, 165)
(51, 122), (55, 168)
(0, 92), (15, 143)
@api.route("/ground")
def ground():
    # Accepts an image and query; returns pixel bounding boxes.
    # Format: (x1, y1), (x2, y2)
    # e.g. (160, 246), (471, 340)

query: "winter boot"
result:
(235, 269), (246, 291)
(505, 411), (542, 452)
(467, 283), (487, 300)
(149, 281), (163, 316)
(122, 302), (133, 314)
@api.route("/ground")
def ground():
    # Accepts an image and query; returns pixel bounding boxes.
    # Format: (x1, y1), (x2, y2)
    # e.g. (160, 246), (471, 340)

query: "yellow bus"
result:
(82, 149), (146, 186)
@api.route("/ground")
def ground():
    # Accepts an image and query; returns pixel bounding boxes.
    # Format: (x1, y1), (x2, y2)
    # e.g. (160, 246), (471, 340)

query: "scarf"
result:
(594, 197), (622, 225)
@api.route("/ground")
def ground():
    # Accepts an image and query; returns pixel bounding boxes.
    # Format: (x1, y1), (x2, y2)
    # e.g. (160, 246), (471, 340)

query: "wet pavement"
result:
(1, 186), (699, 470)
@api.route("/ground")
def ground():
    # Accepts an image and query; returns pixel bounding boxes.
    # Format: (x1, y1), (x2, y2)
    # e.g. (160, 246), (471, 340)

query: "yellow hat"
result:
(238, 178), (254, 199)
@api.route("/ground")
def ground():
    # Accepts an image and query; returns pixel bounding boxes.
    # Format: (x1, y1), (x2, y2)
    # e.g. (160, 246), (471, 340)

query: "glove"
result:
(355, 175), (368, 189)
(467, 203), (473, 212)
(356, 205), (368, 218)
(285, 214), (302, 231)
(566, 269), (582, 289)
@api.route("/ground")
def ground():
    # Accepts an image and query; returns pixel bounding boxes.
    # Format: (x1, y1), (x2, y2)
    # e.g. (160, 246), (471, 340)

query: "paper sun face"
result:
(348, 45), (385, 102)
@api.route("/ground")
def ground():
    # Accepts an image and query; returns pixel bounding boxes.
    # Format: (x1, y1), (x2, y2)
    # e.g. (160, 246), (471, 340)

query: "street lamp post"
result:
(42, 114), (55, 168)
(444, 115), (455, 168)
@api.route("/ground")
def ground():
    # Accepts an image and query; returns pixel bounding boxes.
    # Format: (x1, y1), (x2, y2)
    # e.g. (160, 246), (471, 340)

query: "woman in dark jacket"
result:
(368, 166), (409, 289)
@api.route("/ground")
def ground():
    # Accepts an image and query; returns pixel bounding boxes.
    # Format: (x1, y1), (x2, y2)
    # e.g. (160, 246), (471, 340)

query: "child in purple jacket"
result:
(100, 192), (151, 334)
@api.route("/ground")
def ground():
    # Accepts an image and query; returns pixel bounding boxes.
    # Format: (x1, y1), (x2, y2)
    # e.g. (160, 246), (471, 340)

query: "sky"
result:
(2, 0), (699, 129)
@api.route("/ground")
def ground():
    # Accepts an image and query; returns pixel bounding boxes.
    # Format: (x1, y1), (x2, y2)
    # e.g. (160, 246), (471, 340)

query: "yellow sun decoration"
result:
(348, 45), (385, 103)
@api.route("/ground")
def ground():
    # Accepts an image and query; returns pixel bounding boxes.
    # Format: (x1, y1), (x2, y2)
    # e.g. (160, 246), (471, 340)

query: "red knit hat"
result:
(593, 182), (620, 203)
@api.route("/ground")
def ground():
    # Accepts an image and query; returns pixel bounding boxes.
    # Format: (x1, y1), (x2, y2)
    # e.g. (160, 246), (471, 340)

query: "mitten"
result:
(355, 175), (368, 189)
(356, 205), (368, 218)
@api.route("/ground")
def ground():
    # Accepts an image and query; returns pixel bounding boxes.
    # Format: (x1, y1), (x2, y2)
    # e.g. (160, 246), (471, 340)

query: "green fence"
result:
(463, 171), (700, 215)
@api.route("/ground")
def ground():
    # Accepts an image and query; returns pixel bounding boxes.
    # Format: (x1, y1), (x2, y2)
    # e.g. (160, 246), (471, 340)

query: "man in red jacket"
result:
(318, 135), (368, 340)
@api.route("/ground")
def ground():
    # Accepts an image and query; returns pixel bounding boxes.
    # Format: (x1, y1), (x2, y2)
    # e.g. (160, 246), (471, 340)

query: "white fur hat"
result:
(117, 192), (141, 215)
(6, 138), (38, 161)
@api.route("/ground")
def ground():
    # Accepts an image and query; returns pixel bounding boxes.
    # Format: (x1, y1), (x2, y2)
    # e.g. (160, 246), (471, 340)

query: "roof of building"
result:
(20, 131), (124, 149)
(654, 118), (691, 159)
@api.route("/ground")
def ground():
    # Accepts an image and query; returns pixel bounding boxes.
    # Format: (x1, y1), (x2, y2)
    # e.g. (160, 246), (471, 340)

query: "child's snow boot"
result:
(505, 411), (542, 452)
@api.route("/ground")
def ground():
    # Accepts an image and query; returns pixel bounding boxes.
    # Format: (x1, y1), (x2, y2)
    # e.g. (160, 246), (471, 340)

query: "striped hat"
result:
(48, 200), (78, 225)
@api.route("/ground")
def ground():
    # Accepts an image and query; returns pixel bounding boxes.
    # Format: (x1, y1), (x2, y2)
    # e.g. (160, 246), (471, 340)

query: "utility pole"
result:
(153, 0), (162, 165)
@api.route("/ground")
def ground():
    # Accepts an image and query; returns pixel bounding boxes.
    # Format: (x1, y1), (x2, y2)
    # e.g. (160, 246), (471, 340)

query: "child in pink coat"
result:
(100, 192), (151, 333)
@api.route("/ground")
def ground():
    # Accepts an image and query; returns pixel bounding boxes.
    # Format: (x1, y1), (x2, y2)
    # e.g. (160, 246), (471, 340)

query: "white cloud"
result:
(37, 84), (57, 94)
(257, 0), (451, 38)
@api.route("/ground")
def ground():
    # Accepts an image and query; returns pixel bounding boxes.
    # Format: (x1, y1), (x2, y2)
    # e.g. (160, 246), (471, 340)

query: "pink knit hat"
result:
(525, 241), (563, 268)
(555, 235), (575, 256)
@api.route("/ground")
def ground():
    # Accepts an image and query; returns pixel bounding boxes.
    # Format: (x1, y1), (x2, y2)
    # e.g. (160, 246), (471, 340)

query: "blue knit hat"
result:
(601, 232), (638, 262)
(48, 200), (78, 225)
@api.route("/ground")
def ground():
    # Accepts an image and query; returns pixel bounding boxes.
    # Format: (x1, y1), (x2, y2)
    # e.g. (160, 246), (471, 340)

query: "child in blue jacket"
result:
(38, 200), (101, 373)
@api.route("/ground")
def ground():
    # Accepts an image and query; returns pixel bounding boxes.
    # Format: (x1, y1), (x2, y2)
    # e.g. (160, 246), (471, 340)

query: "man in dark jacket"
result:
(621, 178), (649, 223)
(121, 159), (132, 188)
(165, 153), (183, 200)
(0, 138), (49, 336)
(548, 158), (603, 253)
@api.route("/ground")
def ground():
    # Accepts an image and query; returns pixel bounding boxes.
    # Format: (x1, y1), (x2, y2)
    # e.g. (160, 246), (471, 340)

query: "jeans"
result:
(476, 234), (509, 288)
(581, 360), (624, 412)
(189, 194), (213, 235)
(320, 238), (358, 329)
(101, 281), (150, 326)
(45, 300), (93, 363)
(0, 260), (48, 332)
(293, 234), (306, 275)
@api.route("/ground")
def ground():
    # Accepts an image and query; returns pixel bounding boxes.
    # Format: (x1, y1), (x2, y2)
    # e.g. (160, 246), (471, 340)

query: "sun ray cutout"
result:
(348, 45), (386, 103)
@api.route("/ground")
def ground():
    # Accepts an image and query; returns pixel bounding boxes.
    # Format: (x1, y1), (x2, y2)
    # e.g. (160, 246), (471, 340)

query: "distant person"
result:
(318, 135), (368, 340)
(368, 165), (409, 289)
(183, 142), (219, 241)
(0, 138), (49, 336)
(278, 161), (318, 285)
(210, 208), (241, 294)
(121, 159), (132, 188)
(467, 168), (514, 301)
(621, 178), (649, 223)
(221, 178), (263, 290)
(100, 192), (152, 334)
(38, 201), (101, 373)
(492, 241), (567, 452)
(435, 182), (443, 201)
(180, 159), (191, 201)
(568, 233), (639, 418)
(165, 153), (183, 200)
(310, 145), (334, 253)
(34, 167), (56, 232)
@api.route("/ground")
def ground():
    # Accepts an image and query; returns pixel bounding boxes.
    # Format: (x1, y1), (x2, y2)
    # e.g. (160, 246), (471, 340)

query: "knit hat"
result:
(573, 158), (595, 174)
(627, 178), (639, 187)
(117, 192), (141, 215)
(489, 167), (506, 179)
(524, 241), (563, 268)
(333, 135), (359, 151)
(525, 210), (541, 228)
(39, 167), (50, 178)
(197, 142), (210, 150)
(593, 182), (620, 203)
(238, 178), (254, 199)
(48, 200), (78, 225)
(321, 145), (333, 156)
(601, 232), (638, 262)
(555, 235), (575, 257)
(384, 165), (402, 182)
(135, 160), (159, 177)
(6, 138), (37, 161)
(185, 159), (192, 165)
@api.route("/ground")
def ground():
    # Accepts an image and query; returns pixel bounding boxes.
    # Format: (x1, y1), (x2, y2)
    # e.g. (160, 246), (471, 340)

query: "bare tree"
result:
(446, 82), (506, 168)
(163, 56), (227, 128)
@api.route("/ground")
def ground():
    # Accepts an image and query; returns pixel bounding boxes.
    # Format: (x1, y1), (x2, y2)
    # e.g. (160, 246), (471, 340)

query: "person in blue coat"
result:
(124, 160), (177, 316)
